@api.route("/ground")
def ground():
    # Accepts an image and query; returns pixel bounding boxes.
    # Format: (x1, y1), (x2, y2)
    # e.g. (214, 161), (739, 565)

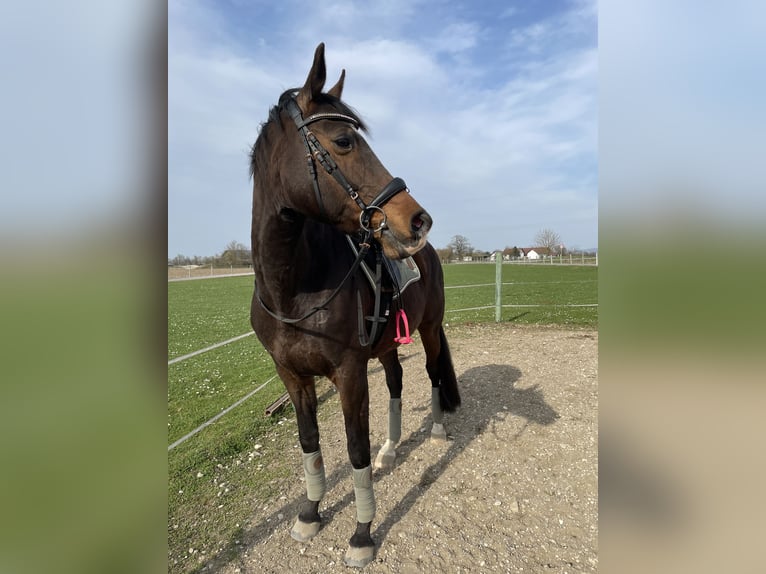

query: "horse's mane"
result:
(249, 89), (368, 179)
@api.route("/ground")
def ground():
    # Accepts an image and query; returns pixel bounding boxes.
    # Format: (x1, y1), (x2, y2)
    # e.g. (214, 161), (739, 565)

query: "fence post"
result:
(495, 252), (502, 322)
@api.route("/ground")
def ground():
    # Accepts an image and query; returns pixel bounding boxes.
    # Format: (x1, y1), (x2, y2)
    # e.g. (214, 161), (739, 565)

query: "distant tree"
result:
(435, 246), (454, 263)
(447, 235), (473, 260)
(225, 240), (247, 253)
(534, 229), (563, 255)
(502, 246), (521, 259)
(222, 240), (248, 266)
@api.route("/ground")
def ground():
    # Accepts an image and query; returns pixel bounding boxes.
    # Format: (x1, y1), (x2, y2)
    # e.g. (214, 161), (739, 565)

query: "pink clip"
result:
(394, 309), (413, 344)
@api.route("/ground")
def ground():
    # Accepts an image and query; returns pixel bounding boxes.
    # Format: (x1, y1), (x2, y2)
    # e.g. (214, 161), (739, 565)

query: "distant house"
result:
(520, 247), (551, 260)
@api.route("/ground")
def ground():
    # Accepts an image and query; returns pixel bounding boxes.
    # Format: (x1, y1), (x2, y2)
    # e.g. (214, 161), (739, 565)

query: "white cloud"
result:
(428, 22), (480, 54)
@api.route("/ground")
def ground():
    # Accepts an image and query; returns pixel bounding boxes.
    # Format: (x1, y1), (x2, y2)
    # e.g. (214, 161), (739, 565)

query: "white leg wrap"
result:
(352, 466), (376, 524)
(302, 450), (326, 502)
(431, 387), (444, 424)
(388, 398), (402, 443)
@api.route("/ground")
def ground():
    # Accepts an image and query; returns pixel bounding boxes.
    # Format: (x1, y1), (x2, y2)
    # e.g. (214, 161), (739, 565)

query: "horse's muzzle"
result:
(379, 209), (431, 258)
(411, 210), (432, 236)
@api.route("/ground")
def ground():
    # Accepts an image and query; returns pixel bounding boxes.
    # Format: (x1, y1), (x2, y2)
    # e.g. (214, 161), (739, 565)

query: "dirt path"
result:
(215, 323), (598, 573)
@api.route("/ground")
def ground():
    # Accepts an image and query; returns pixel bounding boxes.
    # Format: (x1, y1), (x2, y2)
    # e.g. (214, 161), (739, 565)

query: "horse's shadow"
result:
(372, 364), (559, 543)
(199, 363), (558, 572)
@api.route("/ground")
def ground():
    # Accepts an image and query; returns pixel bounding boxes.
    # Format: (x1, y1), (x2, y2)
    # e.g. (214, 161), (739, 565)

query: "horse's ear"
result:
(297, 43), (327, 112)
(327, 69), (345, 100)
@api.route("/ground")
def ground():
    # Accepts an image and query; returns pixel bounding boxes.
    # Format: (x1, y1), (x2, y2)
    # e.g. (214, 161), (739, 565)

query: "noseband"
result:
(285, 97), (408, 233)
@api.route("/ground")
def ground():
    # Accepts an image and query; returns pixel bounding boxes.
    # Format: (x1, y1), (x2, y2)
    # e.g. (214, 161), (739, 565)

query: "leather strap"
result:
(286, 97), (408, 220)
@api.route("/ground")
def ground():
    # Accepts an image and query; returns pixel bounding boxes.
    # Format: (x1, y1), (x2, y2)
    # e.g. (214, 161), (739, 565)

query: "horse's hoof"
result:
(373, 449), (396, 471)
(430, 423), (447, 442)
(290, 518), (321, 542)
(344, 545), (375, 568)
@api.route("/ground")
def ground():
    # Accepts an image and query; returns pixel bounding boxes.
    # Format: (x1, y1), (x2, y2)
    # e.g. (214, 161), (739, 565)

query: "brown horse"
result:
(249, 43), (460, 567)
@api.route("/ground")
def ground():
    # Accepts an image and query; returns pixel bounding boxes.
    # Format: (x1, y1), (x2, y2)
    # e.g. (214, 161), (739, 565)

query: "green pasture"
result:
(167, 263), (597, 573)
(443, 264), (597, 325)
(168, 278), (254, 360)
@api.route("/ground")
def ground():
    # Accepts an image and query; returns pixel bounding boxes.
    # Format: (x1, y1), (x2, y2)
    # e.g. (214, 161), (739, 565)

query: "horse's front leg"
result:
(374, 349), (403, 471)
(277, 366), (326, 543)
(336, 367), (376, 568)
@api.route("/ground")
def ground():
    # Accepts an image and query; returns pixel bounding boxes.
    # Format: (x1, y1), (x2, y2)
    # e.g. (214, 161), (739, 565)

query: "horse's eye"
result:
(334, 137), (352, 149)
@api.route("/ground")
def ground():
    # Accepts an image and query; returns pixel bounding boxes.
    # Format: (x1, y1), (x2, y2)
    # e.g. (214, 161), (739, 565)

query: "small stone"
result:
(196, 472), (204, 478)
(278, 513), (284, 520)
(494, 500), (501, 506)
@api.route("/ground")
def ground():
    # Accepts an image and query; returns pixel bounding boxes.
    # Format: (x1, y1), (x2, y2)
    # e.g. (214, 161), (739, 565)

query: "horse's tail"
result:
(437, 326), (461, 412)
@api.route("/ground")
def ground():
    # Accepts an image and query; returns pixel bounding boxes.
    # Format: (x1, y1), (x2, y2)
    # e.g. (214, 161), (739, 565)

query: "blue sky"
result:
(169, 0), (597, 257)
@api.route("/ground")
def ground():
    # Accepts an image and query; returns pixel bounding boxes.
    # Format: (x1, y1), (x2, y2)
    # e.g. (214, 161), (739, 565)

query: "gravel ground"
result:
(214, 323), (598, 573)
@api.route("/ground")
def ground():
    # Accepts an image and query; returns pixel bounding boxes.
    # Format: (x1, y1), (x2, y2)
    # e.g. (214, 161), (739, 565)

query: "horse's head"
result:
(265, 43), (432, 259)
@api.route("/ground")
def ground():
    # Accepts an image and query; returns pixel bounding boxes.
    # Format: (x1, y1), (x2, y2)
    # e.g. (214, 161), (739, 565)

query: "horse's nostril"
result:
(411, 211), (432, 234)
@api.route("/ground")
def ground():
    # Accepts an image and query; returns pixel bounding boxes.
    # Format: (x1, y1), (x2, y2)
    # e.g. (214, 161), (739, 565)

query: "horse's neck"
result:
(253, 212), (341, 307)
(252, 212), (305, 297)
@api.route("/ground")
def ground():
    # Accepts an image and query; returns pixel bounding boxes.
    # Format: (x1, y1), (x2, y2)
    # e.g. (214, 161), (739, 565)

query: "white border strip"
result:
(447, 303), (598, 312)
(168, 271), (254, 282)
(445, 280), (597, 289)
(168, 374), (279, 451)
(168, 332), (254, 365)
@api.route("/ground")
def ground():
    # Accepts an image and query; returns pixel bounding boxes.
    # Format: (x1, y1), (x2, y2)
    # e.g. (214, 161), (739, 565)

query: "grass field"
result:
(167, 263), (596, 572)
(442, 264), (597, 325)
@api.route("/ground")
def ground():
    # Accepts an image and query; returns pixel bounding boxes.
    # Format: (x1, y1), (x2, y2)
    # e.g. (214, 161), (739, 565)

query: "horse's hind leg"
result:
(420, 322), (461, 441)
(374, 349), (403, 471)
(276, 366), (326, 543)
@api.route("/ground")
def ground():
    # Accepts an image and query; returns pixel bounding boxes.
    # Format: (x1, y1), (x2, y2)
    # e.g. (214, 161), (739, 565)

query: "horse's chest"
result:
(268, 330), (339, 376)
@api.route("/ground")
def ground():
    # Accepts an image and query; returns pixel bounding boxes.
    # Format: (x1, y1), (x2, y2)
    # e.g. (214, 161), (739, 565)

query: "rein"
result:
(255, 97), (409, 345)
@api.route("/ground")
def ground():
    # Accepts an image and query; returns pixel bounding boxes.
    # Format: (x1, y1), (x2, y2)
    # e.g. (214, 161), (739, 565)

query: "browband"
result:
(297, 112), (360, 130)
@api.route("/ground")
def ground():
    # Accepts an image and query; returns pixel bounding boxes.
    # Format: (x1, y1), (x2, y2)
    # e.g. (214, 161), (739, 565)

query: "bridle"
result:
(255, 97), (411, 342)
(285, 97), (409, 234)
